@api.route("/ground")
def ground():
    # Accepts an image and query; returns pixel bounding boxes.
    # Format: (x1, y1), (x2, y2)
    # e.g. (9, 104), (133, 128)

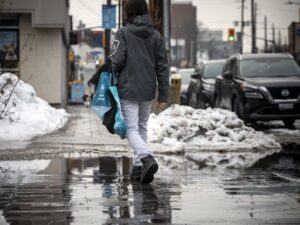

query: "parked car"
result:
(188, 59), (226, 108)
(178, 68), (195, 105)
(214, 53), (300, 127)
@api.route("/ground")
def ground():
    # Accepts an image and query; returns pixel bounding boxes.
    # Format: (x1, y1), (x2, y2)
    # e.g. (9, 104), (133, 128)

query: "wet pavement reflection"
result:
(0, 149), (300, 225)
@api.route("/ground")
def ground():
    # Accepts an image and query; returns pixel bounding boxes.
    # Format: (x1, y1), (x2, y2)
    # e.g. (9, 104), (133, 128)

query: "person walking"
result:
(109, 0), (169, 184)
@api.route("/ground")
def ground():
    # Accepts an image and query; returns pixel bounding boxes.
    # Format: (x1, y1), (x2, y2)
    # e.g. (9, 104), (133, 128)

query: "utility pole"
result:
(272, 24), (275, 53)
(278, 29), (281, 49)
(104, 0), (112, 59)
(264, 16), (267, 52)
(163, 0), (171, 64)
(240, 0), (245, 54)
(118, 0), (121, 29)
(78, 20), (86, 42)
(251, 0), (256, 53)
(149, 0), (171, 63)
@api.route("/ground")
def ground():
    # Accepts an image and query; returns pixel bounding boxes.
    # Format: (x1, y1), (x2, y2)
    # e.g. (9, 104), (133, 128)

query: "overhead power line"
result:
(78, 0), (100, 16)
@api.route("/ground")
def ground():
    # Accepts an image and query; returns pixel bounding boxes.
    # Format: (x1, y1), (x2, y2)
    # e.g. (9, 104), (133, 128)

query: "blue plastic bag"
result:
(108, 86), (127, 139)
(92, 72), (127, 139)
(91, 72), (112, 119)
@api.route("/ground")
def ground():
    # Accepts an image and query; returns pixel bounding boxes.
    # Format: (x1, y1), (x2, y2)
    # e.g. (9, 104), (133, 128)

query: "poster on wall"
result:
(0, 30), (19, 72)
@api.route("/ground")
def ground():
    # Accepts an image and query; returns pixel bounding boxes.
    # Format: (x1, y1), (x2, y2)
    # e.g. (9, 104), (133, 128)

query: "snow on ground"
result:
(149, 104), (282, 168)
(0, 73), (68, 143)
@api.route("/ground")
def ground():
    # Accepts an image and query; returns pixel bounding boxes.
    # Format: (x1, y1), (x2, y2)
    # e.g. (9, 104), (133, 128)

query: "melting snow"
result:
(149, 105), (282, 168)
(0, 73), (68, 144)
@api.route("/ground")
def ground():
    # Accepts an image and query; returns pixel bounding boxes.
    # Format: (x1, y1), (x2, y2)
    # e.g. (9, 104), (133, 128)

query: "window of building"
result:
(0, 14), (19, 74)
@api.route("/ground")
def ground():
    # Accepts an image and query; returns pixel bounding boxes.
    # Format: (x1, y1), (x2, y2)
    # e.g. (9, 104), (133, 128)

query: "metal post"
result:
(278, 29), (281, 49)
(272, 24), (275, 52)
(105, 0), (112, 59)
(118, 0), (121, 29)
(254, 1), (257, 52)
(163, 0), (171, 64)
(264, 16), (267, 52)
(240, 0), (245, 54)
(251, 0), (256, 53)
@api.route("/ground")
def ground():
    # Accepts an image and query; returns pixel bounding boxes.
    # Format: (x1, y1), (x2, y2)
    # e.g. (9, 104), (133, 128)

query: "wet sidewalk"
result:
(0, 106), (130, 160)
(0, 156), (300, 224)
(0, 105), (300, 224)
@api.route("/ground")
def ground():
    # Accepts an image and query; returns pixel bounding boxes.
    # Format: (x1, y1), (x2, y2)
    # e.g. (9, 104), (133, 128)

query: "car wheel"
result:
(283, 119), (295, 128)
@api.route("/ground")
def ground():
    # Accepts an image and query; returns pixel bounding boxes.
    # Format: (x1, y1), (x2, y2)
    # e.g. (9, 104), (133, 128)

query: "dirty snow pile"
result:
(0, 73), (68, 142)
(148, 105), (281, 168)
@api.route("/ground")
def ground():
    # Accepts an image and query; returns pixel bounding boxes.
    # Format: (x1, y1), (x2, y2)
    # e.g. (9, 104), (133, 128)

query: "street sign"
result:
(102, 5), (116, 29)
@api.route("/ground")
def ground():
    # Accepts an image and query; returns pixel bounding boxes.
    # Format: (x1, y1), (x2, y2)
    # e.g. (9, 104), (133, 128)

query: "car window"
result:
(240, 58), (300, 77)
(203, 63), (224, 78)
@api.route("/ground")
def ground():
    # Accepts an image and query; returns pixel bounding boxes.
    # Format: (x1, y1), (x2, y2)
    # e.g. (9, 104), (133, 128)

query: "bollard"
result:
(170, 73), (181, 104)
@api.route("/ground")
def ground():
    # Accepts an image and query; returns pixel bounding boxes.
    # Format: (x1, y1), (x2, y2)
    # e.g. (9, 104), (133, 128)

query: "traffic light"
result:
(228, 28), (235, 41)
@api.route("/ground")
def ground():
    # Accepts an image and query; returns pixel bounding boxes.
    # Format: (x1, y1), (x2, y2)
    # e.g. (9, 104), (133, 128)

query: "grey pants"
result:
(120, 99), (153, 166)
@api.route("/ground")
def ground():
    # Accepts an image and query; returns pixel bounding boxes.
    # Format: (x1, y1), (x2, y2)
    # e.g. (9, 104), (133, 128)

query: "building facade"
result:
(0, 0), (70, 105)
(171, 2), (197, 67)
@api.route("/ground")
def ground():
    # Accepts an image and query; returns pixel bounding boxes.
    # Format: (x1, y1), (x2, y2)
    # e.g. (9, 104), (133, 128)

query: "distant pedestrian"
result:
(88, 58), (111, 89)
(109, 0), (169, 184)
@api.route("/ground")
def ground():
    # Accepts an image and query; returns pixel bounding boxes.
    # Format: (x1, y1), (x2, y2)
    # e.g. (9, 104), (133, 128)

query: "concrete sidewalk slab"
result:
(0, 105), (131, 160)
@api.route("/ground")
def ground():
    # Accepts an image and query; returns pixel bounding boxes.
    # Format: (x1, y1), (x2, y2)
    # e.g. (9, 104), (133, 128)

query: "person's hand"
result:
(157, 101), (167, 110)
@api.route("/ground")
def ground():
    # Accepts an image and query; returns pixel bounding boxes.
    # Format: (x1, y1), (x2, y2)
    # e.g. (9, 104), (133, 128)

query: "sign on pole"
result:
(102, 5), (116, 29)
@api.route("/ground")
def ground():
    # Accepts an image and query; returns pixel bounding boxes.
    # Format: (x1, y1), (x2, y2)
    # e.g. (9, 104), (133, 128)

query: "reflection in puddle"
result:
(0, 157), (173, 224)
(0, 154), (299, 224)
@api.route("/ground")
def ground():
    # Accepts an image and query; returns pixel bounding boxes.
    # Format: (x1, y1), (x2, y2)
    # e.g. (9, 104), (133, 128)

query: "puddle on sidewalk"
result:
(0, 151), (300, 224)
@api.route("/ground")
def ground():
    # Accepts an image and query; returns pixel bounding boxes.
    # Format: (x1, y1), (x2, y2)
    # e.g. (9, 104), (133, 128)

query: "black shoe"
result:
(140, 155), (158, 184)
(130, 166), (142, 182)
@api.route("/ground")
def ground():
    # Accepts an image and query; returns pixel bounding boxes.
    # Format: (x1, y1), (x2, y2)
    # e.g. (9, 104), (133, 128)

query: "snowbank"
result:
(0, 73), (68, 142)
(148, 105), (282, 168)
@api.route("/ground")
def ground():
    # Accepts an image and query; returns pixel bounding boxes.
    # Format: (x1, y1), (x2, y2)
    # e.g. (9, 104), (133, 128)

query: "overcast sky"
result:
(70, 0), (299, 52)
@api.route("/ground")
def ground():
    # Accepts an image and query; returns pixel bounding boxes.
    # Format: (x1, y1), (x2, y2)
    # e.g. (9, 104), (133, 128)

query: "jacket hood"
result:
(127, 15), (155, 38)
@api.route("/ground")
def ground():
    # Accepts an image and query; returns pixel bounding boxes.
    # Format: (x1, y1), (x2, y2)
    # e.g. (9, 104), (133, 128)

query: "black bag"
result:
(102, 90), (117, 134)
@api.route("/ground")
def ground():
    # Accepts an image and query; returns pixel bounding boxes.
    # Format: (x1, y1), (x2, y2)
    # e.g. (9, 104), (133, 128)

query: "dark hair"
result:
(124, 0), (148, 23)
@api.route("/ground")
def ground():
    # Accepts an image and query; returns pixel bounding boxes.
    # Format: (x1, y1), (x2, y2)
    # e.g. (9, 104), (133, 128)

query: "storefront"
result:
(0, 14), (19, 75)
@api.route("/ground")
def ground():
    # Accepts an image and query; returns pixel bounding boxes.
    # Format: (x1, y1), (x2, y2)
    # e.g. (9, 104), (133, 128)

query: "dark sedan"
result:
(214, 53), (300, 127)
(188, 59), (226, 108)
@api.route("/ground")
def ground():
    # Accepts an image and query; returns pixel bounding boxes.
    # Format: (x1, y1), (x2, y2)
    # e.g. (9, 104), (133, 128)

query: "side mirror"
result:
(223, 71), (233, 79)
(191, 73), (200, 79)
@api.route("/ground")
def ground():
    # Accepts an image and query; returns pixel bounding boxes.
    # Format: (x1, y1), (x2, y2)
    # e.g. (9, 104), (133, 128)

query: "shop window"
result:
(0, 14), (19, 75)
